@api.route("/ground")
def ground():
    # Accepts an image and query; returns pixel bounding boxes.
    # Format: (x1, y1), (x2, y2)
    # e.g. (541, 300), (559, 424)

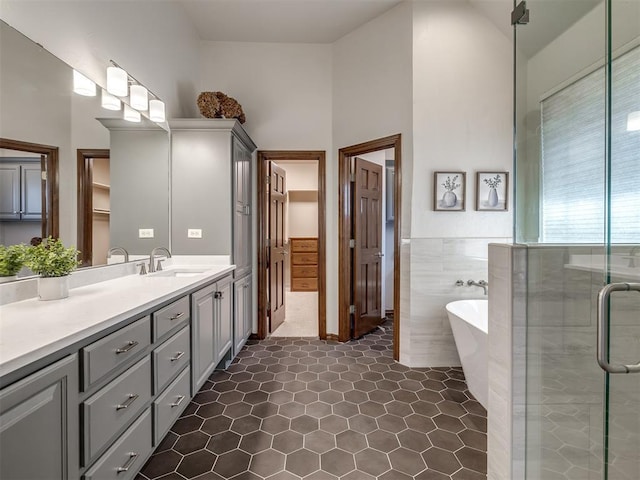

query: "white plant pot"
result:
(38, 276), (69, 301)
(0, 275), (17, 284)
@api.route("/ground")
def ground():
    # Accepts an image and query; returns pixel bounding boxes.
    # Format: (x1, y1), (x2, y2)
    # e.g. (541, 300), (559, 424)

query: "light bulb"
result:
(124, 104), (141, 122)
(101, 89), (121, 111)
(627, 111), (640, 132)
(107, 66), (128, 97)
(130, 85), (148, 111)
(149, 99), (166, 122)
(73, 70), (96, 96)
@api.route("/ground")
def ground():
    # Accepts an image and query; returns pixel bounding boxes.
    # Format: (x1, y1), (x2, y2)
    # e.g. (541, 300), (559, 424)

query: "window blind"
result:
(540, 46), (640, 243)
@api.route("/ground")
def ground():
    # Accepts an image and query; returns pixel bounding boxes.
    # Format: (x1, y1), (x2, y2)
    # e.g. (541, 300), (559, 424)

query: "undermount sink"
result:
(149, 268), (210, 278)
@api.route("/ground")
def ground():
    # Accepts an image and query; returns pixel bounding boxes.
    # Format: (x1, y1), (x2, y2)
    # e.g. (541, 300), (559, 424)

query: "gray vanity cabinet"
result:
(0, 354), (78, 480)
(191, 273), (234, 395)
(0, 160), (42, 220)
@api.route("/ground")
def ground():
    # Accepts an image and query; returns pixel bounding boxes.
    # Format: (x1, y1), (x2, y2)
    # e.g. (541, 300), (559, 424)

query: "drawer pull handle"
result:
(169, 312), (185, 321)
(170, 395), (186, 408)
(115, 341), (138, 354)
(116, 394), (139, 411)
(116, 452), (139, 473)
(170, 351), (185, 362)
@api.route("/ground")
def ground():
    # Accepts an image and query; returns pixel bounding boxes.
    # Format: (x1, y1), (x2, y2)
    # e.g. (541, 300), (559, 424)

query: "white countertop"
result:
(0, 264), (235, 381)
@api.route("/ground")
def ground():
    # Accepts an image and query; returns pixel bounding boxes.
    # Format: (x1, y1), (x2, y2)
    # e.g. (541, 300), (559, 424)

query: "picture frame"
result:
(433, 171), (466, 211)
(476, 172), (509, 211)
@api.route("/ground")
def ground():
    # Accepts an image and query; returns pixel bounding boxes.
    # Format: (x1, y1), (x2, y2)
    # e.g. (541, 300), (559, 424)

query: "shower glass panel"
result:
(514, 0), (640, 479)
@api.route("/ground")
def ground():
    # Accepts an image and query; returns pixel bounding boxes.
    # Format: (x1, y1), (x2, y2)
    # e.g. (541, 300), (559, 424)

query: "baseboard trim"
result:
(325, 334), (339, 342)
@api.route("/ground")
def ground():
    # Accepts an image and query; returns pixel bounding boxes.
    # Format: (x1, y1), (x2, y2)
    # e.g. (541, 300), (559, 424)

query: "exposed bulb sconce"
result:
(124, 104), (141, 122)
(107, 66), (128, 97)
(149, 99), (166, 122)
(73, 70), (96, 96)
(627, 111), (640, 131)
(101, 89), (121, 111)
(130, 85), (148, 111)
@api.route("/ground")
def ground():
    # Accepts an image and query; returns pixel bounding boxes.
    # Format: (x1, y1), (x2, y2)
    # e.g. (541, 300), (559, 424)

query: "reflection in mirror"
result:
(0, 19), (171, 280)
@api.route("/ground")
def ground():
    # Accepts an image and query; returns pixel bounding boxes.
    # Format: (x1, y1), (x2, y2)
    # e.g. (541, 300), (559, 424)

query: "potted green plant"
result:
(0, 244), (27, 283)
(24, 237), (80, 300)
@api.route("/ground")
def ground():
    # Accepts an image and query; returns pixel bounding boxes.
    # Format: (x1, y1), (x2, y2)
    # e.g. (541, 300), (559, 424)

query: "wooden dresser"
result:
(290, 237), (318, 291)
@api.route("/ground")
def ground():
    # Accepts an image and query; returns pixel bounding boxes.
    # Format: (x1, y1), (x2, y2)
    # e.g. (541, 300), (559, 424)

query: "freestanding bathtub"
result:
(445, 299), (488, 409)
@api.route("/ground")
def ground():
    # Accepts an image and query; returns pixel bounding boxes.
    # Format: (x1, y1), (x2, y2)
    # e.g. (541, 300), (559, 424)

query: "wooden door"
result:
(352, 157), (383, 338)
(269, 161), (287, 332)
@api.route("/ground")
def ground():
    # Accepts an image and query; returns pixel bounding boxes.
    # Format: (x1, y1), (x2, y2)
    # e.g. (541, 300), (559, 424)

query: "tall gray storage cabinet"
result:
(170, 119), (256, 356)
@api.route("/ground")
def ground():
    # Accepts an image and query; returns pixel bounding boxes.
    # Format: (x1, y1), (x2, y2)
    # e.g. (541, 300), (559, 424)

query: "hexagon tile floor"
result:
(136, 322), (487, 480)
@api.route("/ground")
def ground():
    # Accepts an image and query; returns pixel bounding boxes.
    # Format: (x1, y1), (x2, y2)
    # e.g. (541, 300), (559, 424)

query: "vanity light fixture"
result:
(73, 70), (96, 96)
(107, 65), (128, 97)
(149, 99), (166, 122)
(101, 89), (121, 111)
(123, 104), (141, 122)
(130, 84), (148, 111)
(627, 111), (640, 131)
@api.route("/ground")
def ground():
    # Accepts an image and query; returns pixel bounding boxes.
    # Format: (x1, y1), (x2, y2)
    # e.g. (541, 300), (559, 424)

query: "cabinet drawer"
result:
(291, 239), (317, 253)
(82, 409), (152, 480)
(153, 326), (190, 394)
(154, 366), (191, 444)
(83, 356), (151, 463)
(291, 265), (318, 278)
(82, 316), (150, 390)
(153, 296), (190, 341)
(291, 278), (318, 291)
(291, 253), (317, 265)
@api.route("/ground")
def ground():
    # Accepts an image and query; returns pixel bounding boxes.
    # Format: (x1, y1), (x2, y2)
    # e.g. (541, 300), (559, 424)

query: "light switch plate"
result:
(188, 228), (202, 238)
(138, 228), (154, 238)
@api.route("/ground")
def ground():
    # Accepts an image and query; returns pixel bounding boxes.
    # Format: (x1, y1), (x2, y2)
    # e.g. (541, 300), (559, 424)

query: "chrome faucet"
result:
(149, 247), (171, 272)
(467, 279), (488, 295)
(107, 246), (129, 263)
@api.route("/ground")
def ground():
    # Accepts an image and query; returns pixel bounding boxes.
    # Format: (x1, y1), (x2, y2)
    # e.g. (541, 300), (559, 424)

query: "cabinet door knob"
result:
(214, 291), (223, 299)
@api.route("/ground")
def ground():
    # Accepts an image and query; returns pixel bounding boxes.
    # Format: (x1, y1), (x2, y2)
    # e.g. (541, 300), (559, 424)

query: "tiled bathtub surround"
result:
(137, 321), (488, 479)
(405, 237), (510, 367)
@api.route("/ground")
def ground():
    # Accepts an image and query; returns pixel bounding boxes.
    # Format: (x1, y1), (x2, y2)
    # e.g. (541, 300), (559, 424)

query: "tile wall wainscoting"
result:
(404, 237), (511, 367)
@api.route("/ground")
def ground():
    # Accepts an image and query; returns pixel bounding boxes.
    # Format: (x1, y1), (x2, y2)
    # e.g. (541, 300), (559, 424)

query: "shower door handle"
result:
(597, 282), (640, 374)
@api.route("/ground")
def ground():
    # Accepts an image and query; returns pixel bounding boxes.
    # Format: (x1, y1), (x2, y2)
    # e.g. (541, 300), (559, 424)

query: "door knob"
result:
(375, 252), (384, 258)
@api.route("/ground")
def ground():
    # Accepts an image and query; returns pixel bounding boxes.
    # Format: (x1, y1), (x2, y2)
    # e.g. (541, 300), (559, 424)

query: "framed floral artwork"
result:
(476, 172), (509, 211)
(434, 172), (466, 211)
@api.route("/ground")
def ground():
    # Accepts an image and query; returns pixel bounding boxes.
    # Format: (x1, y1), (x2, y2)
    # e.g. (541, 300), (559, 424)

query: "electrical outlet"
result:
(138, 228), (154, 238)
(188, 228), (202, 238)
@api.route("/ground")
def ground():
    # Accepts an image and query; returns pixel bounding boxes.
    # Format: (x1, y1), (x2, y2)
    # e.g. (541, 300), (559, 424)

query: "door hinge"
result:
(511, 1), (529, 25)
(267, 301), (271, 311)
(350, 172), (355, 182)
(349, 305), (355, 314)
(265, 176), (271, 184)
(41, 170), (47, 181)
(349, 239), (355, 248)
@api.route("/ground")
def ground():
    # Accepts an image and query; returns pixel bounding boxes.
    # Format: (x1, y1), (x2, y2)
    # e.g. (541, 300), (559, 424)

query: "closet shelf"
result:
(93, 208), (110, 216)
(92, 182), (110, 190)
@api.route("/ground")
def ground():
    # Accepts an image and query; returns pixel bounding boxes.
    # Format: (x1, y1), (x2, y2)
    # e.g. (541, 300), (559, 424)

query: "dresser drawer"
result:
(154, 366), (191, 444)
(291, 278), (318, 291)
(153, 326), (190, 394)
(82, 409), (152, 480)
(153, 296), (190, 341)
(291, 253), (317, 265)
(82, 316), (150, 390)
(291, 238), (317, 253)
(291, 265), (317, 278)
(83, 356), (151, 463)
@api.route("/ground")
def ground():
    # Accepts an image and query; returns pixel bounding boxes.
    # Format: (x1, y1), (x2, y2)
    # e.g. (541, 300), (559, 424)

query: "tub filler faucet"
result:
(467, 279), (488, 295)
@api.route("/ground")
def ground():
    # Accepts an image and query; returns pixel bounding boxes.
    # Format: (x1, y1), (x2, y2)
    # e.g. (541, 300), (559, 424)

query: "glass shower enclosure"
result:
(513, 0), (639, 479)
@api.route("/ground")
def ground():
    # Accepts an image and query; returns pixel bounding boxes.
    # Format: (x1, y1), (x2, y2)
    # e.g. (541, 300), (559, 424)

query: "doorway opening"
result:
(77, 149), (110, 267)
(257, 151), (326, 339)
(0, 137), (59, 244)
(338, 134), (401, 360)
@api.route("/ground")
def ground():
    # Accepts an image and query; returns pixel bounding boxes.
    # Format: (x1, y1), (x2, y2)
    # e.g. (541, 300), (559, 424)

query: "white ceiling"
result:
(178, 0), (601, 57)
(179, 0), (404, 44)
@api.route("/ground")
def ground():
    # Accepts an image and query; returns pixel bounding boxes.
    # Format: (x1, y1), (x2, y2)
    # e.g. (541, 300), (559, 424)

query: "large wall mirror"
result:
(0, 20), (170, 280)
